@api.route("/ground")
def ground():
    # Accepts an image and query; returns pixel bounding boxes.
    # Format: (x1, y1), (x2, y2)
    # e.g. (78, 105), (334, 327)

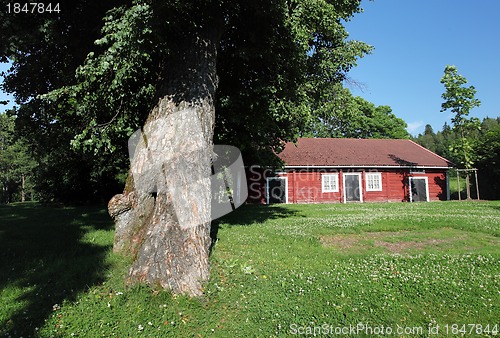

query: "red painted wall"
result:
(246, 166), (271, 204)
(417, 170), (448, 201)
(246, 168), (448, 204)
(246, 167), (446, 203)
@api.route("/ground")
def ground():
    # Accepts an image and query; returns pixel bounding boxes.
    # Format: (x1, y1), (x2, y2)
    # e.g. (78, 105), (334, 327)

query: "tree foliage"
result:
(1, 0), (128, 202)
(1, 0), (372, 201)
(440, 65), (481, 169)
(474, 120), (500, 200)
(304, 84), (408, 139)
(413, 117), (500, 200)
(0, 111), (37, 203)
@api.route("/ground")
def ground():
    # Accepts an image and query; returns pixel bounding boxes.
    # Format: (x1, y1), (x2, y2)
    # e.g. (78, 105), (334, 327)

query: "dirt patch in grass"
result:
(320, 228), (475, 254)
(372, 238), (447, 253)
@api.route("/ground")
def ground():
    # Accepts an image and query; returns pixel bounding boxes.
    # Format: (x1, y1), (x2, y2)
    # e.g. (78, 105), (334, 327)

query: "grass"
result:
(1, 201), (499, 337)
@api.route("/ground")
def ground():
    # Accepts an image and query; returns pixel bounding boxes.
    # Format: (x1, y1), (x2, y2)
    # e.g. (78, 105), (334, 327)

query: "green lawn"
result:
(1, 201), (499, 337)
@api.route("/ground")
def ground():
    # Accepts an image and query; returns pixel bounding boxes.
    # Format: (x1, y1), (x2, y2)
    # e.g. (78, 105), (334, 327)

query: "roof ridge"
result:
(297, 137), (408, 141)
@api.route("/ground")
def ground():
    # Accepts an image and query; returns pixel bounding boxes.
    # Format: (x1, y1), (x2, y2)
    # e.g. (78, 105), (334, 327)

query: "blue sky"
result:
(2, 1), (500, 136)
(345, 0), (500, 135)
(0, 62), (14, 110)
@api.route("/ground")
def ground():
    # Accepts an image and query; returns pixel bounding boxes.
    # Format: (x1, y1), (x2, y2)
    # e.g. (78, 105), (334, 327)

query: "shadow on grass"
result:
(0, 202), (113, 337)
(210, 204), (301, 250)
(489, 204), (500, 212)
(216, 203), (301, 227)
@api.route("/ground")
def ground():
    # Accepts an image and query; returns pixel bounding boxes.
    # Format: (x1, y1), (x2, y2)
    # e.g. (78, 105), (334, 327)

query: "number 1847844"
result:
(6, 3), (60, 14)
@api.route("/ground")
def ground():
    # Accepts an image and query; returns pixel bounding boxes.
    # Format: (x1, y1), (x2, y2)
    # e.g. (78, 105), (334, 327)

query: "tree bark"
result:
(21, 174), (25, 203)
(465, 172), (472, 201)
(108, 30), (219, 296)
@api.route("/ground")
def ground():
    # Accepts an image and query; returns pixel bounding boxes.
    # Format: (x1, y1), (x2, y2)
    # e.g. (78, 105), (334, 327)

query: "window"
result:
(322, 174), (339, 192)
(366, 172), (382, 191)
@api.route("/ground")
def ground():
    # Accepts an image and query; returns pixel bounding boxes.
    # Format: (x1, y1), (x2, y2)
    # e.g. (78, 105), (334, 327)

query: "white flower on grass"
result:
(138, 325), (144, 331)
(241, 265), (255, 274)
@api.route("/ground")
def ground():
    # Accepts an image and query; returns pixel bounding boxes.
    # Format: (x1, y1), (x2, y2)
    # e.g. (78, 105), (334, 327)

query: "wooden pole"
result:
(475, 169), (480, 201)
(446, 170), (450, 201)
(457, 170), (461, 201)
(466, 171), (471, 201)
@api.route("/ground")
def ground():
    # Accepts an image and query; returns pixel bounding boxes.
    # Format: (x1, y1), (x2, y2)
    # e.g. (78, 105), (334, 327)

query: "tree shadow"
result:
(0, 203), (113, 337)
(489, 205), (500, 212)
(434, 175), (447, 200)
(218, 204), (302, 227)
(210, 204), (302, 251)
(388, 154), (418, 167)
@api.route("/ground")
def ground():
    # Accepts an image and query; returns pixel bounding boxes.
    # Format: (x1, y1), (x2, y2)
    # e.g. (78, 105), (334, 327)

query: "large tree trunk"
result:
(108, 30), (219, 296)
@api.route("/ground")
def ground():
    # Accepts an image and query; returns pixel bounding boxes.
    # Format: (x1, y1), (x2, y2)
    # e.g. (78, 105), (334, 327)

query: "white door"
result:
(409, 177), (429, 202)
(266, 177), (288, 204)
(343, 173), (363, 203)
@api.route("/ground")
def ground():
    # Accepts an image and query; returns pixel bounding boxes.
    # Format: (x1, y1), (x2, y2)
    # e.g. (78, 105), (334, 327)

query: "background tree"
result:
(1, 0), (371, 295)
(440, 65), (481, 200)
(1, 0), (127, 203)
(304, 84), (359, 137)
(304, 84), (408, 139)
(417, 124), (437, 152)
(0, 112), (37, 203)
(413, 117), (500, 200)
(354, 97), (409, 139)
(414, 124), (452, 161)
(474, 118), (500, 200)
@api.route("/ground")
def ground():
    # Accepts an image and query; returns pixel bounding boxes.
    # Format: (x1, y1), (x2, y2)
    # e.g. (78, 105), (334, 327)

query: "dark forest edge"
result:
(412, 117), (500, 200)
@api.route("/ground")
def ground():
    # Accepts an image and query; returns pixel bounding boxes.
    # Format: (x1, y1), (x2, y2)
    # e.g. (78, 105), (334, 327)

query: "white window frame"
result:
(365, 172), (382, 192)
(322, 174), (339, 193)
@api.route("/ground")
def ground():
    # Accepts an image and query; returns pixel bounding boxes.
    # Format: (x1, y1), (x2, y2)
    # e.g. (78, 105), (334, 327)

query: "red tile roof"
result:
(278, 138), (453, 168)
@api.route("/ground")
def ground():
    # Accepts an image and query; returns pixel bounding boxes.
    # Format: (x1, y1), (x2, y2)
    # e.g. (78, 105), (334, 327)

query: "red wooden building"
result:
(247, 138), (453, 204)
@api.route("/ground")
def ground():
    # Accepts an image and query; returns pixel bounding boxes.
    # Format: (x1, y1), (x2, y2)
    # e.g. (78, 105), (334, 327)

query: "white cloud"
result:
(406, 120), (424, 134)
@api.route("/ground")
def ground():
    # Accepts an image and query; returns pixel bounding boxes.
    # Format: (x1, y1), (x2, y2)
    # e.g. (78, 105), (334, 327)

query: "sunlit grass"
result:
(1, 201), (499, 337)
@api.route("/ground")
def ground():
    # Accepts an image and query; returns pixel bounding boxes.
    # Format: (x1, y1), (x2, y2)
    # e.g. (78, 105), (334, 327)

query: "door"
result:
(343, 173), (362, 202)
(266, 177), (288, 204)
(409, 177), (429, 202)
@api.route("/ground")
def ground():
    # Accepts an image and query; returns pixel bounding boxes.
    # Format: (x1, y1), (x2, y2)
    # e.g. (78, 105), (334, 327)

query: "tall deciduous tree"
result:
(305, 84), (408, 139)
(440, 65), (481, 200)
(474, 119), (500, 200)
(0, 112), (37, 203)
(413, 118), (500, 200)
(1, 0), (127, 203)
(1, 0), (371, 295)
